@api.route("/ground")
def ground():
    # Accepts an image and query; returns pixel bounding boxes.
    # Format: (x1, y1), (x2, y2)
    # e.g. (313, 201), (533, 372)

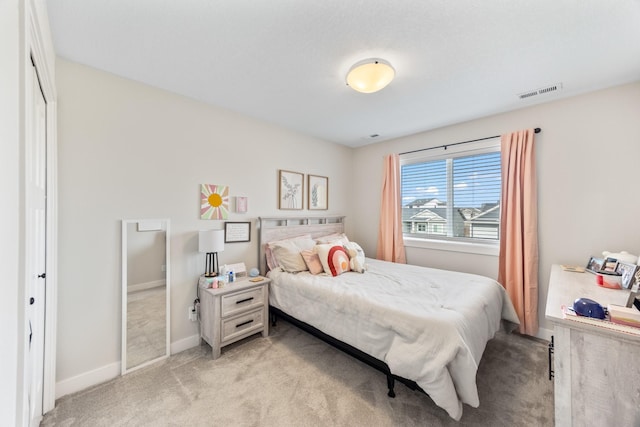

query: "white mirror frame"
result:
(121, 219), (171, 374)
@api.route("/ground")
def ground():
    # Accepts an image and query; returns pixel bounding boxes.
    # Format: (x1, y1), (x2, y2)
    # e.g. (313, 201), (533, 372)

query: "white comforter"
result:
(268, 258), (519, 420)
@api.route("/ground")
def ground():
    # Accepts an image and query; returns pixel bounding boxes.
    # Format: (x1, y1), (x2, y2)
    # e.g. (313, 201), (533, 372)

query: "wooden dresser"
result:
(545, 264), (640, 426)
(199, 277), (270, 359)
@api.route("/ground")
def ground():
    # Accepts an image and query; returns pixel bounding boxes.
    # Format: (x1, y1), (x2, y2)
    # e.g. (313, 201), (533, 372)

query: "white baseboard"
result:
(55, 335), (201, 399)
(55, 361), (120, 399)
(171, 334), (200, 354)
(128, 279), (165, 293)
(535, 327), (553, 342)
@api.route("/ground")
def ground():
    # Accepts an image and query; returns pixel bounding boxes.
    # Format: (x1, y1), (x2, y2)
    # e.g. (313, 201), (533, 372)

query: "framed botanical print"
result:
(278, 170), (303, 210)
(308, 174), (328, 210)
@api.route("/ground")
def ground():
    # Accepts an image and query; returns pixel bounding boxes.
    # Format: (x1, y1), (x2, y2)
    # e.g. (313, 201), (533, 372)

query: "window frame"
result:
(400, 139), (501, 256)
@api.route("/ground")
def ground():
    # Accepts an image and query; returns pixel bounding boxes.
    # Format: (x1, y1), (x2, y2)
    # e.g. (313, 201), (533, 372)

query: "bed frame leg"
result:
(386, 375), (396, 398)
(270, 311), (277, 327)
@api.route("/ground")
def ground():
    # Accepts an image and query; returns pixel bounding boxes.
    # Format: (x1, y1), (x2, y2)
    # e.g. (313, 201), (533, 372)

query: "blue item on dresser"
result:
(573, 298), (606, 319)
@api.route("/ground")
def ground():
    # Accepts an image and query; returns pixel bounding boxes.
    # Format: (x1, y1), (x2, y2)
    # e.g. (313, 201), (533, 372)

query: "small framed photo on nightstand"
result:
(602, 257), (618, 273)
(586, 257), (604, 273)
(616, 261), (639, 289)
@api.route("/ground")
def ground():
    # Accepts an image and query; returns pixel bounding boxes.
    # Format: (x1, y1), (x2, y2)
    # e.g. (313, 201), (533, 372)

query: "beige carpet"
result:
(42, 320), (553, 426)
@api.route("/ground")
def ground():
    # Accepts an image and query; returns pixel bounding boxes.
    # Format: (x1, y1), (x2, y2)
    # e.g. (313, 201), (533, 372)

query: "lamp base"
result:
(204, 252), (220, 278)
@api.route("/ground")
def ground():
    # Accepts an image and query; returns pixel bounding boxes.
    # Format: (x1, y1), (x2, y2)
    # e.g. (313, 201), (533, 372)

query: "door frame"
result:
(25, 0), (58, 416)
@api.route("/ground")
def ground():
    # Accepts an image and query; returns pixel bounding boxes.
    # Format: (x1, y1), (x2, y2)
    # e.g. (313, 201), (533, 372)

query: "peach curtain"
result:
(498, 129), (539, 336)
(377, 154), (406, 263)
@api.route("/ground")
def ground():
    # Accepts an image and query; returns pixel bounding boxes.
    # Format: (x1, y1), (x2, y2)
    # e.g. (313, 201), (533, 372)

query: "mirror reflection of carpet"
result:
(127, 287), (166, 369)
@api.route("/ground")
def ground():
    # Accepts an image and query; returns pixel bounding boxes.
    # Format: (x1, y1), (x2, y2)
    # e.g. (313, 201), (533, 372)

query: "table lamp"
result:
(199, 229), (224, 277)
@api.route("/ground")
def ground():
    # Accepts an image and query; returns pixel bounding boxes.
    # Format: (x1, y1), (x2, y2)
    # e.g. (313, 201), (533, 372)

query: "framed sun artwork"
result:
(200, 184), (229, 220)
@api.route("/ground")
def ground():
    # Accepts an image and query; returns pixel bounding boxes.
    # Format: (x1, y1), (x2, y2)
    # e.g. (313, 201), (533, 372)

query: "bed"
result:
(258, 216), (519, 420)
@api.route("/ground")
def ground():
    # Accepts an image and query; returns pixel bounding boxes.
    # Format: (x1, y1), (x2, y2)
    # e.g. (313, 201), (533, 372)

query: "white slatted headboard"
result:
(258, 216), (345, 275)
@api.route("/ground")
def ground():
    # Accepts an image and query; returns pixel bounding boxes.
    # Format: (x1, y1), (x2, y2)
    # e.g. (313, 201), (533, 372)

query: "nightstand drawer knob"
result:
(236, 319), (254, 328)
(236, 297), (254, 304)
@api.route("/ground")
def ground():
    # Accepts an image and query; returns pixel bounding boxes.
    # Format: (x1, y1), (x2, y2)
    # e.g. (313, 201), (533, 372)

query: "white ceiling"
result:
(45, 0), (640, 147)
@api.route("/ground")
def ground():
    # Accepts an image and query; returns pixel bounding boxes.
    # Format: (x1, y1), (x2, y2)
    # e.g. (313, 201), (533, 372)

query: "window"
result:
(401, 143), (501, 246)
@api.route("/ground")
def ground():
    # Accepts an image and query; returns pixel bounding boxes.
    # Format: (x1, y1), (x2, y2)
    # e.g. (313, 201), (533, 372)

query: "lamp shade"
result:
(198, 229), (225, 253)
(346, 58), (395, 94)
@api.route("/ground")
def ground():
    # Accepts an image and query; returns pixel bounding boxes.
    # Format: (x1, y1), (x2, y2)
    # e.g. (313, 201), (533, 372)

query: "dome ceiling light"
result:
(346, 58), (395, 94)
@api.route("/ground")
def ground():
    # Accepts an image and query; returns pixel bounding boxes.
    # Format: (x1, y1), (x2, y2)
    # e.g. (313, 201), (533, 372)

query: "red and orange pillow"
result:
(314, 244), (351, 276)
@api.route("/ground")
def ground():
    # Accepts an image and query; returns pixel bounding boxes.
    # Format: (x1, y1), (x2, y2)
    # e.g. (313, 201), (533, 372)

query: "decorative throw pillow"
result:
(264, 245), (279, 271)
(343, 241), (366, 273)
(315, 244), (351, 276)
(300, 250), (324, 275)
(268, 234), (316, 272)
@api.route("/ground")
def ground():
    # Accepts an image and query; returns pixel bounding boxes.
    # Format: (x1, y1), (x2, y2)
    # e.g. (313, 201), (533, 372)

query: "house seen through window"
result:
(401, 149), (501, 243)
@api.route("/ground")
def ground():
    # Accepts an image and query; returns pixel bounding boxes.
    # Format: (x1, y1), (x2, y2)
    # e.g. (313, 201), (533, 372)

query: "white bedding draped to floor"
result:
(268, 258), (520, 420)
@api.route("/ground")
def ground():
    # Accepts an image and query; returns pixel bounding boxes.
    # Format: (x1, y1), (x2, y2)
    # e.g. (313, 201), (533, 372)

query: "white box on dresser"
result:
(545, 264), (640, 427)
(199, 277), (270, 359)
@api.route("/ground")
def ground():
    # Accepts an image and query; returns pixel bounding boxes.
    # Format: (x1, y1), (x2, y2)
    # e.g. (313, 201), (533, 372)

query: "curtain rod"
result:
(399, 127), (541, 156)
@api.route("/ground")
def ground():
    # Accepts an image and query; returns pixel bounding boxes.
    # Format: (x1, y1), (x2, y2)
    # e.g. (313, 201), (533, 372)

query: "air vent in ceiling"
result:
(518, 82), (563, 100)
(360, 133), (382, 141)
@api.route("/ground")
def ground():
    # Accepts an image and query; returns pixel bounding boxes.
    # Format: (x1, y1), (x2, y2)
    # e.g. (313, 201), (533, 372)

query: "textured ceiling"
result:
(46, 0), (640, 147)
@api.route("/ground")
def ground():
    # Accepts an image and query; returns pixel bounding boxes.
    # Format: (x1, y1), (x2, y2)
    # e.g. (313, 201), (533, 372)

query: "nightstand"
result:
(199, 276), (270, 359)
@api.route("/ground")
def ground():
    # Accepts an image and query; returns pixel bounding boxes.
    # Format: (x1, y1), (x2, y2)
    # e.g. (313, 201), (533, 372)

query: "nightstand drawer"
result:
(221, 287), (264, 317)
(221, 308), (264, 343)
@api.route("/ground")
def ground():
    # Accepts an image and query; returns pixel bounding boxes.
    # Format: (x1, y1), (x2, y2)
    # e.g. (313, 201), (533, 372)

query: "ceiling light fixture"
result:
(346, 58), (395, 94)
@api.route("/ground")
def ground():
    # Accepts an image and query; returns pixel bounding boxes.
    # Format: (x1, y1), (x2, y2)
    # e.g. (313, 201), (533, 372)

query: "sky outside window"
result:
(402, 152), (501, 208)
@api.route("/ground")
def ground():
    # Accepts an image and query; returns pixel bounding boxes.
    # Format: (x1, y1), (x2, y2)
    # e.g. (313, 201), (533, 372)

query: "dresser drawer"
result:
(221, 286), (264, 317)
(221, 308), (264, 343)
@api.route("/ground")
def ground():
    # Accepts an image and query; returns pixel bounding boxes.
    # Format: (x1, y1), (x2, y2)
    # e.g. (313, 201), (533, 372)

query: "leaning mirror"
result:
(121, 219), (170, 374)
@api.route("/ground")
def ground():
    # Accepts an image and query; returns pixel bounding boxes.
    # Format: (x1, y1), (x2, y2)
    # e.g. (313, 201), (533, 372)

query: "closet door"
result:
(24, 60), (47, 427)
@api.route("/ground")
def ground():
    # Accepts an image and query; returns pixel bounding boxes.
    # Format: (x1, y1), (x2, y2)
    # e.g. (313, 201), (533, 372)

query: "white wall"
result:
(351, 82), (640, 333)
(55, 59), (354, 389)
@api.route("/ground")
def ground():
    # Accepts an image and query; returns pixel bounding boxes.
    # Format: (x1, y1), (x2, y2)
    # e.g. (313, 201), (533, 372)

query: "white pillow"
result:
(315, 232), (350, 246)
(268, 234), (316, 272)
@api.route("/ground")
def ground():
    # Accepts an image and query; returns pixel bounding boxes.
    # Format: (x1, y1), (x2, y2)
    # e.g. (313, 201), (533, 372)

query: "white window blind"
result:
(401, 148), (501, 243)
